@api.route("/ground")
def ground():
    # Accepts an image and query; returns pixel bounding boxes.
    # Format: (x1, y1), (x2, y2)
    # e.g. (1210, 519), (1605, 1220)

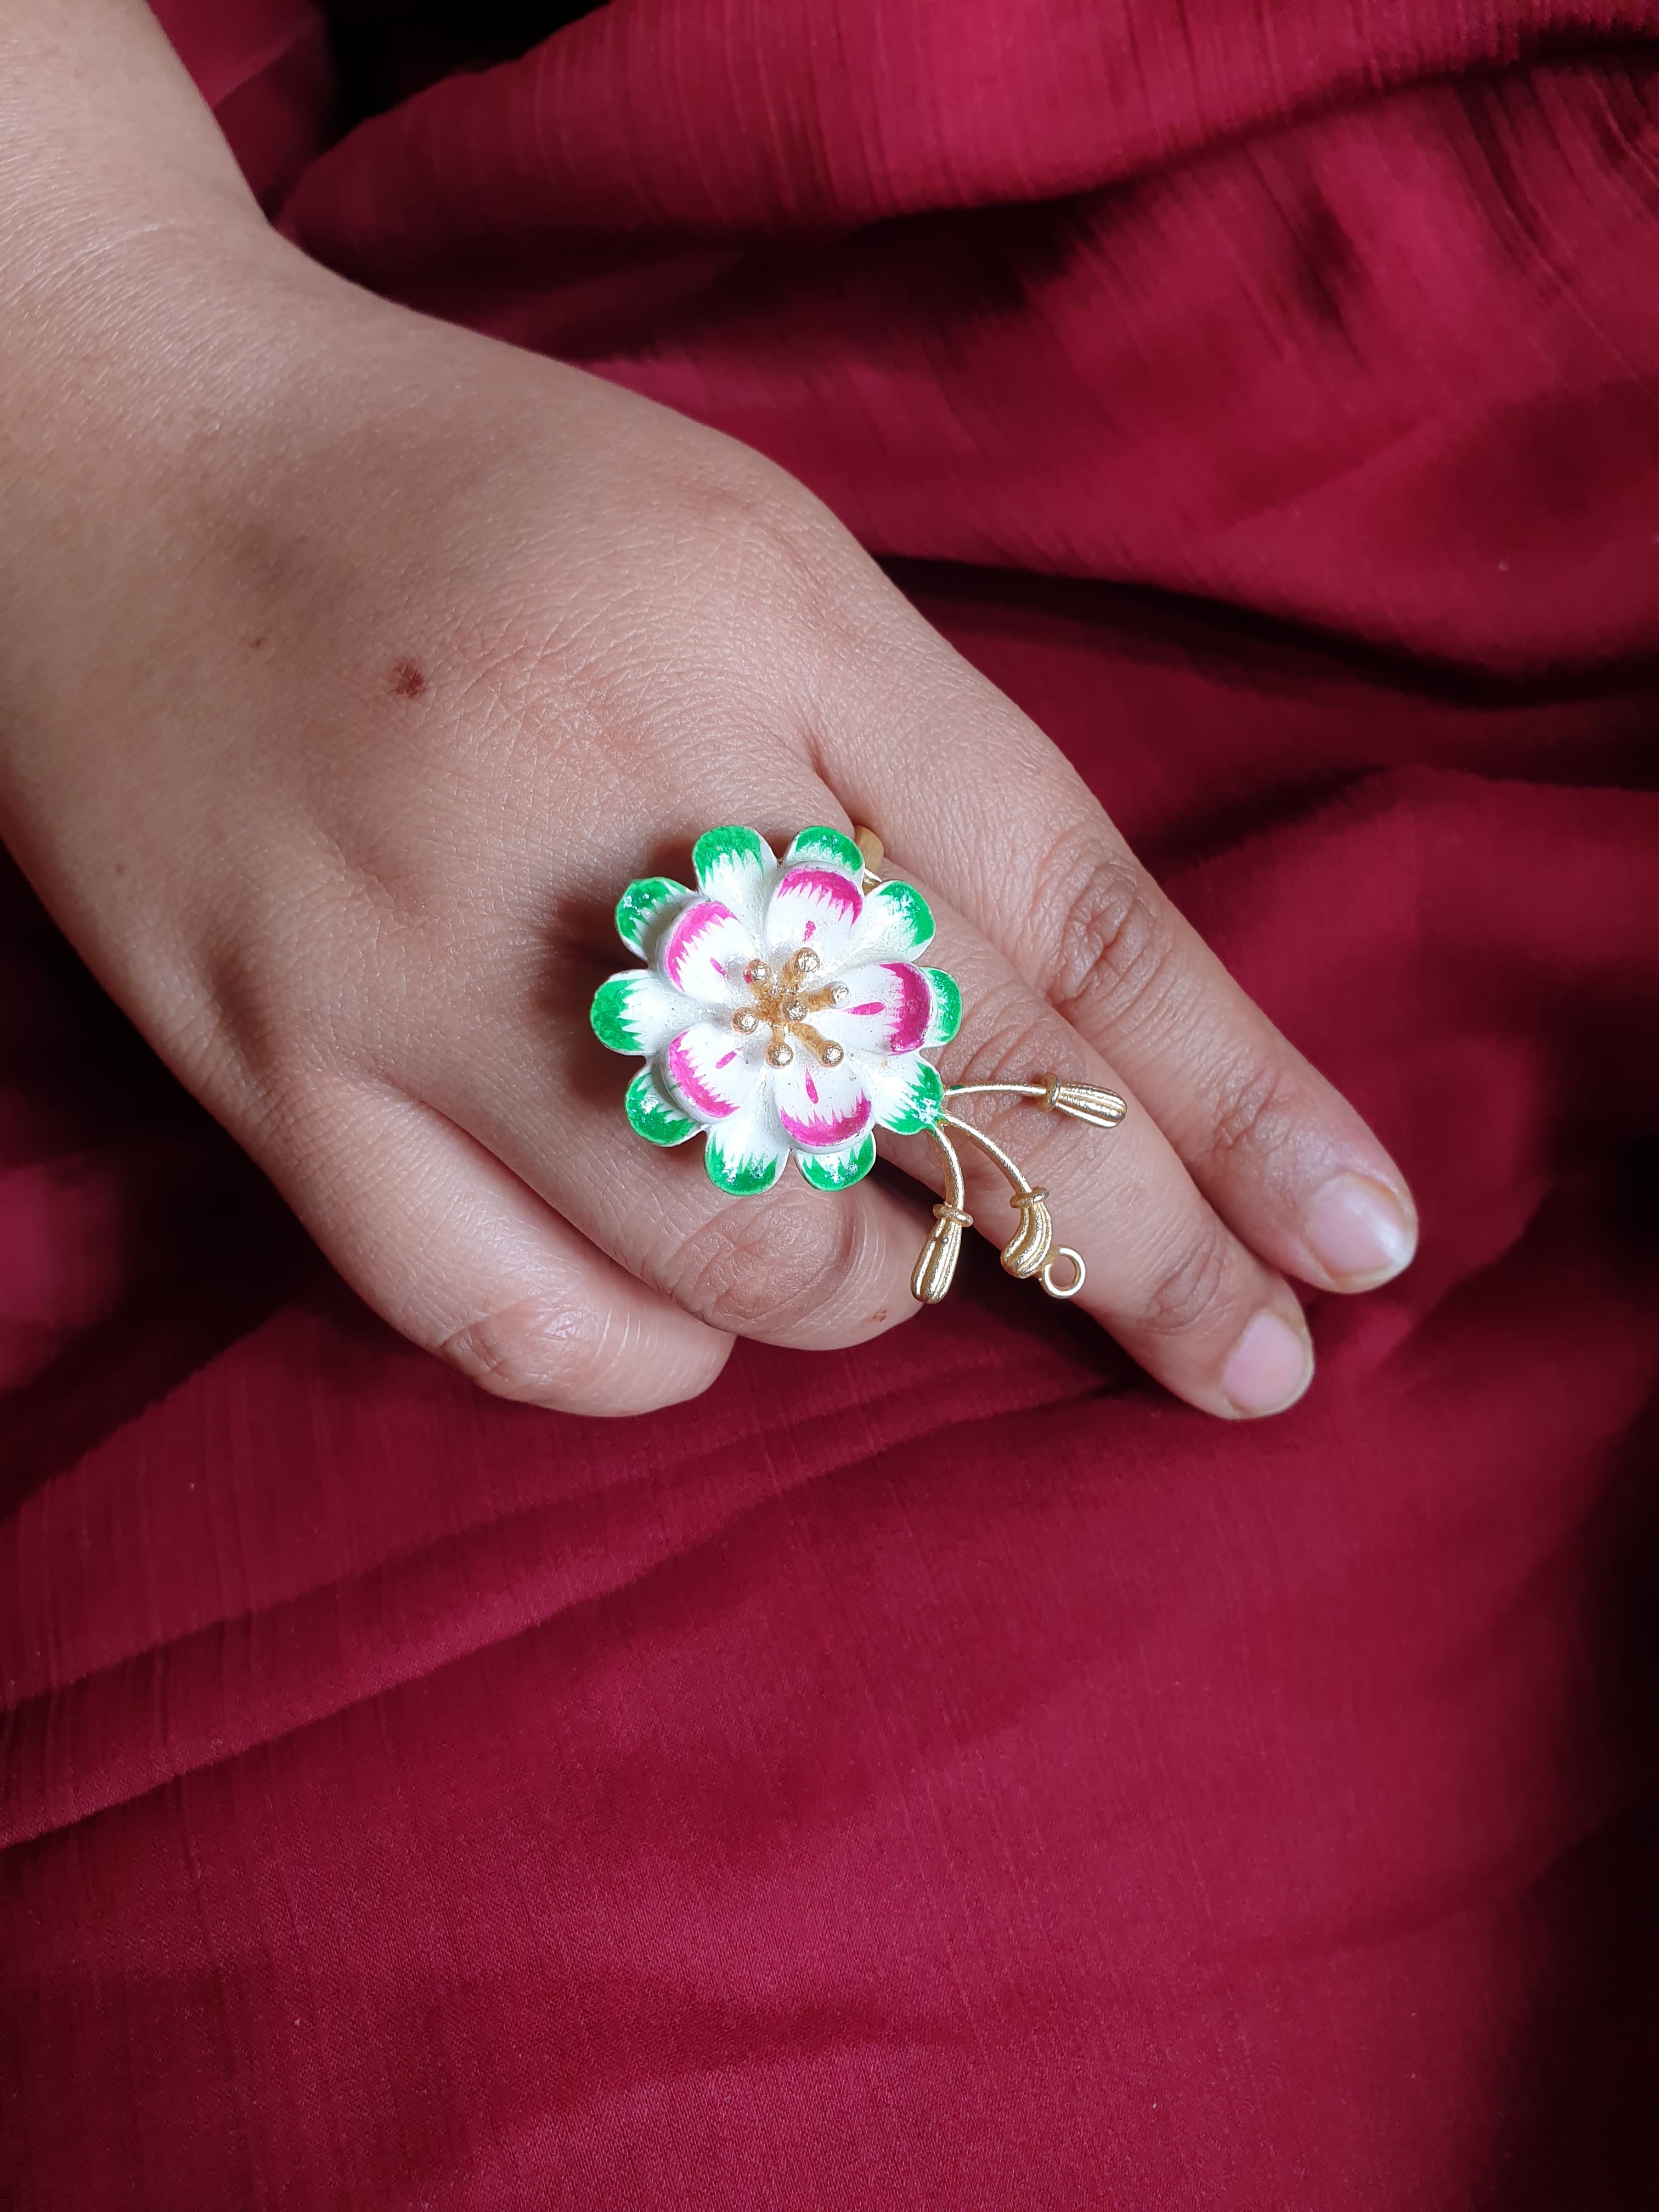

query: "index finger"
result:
(820, 637), (1417, 1296)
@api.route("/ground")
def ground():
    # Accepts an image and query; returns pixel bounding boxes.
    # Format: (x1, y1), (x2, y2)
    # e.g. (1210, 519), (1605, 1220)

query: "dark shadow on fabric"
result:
(324, 0), (607, 120)
(887, 560), (1659, 873)
(1488, 1359), (1659, 2207)
(0, 861), (312, 1510)
(0, 1160), (311, 1516)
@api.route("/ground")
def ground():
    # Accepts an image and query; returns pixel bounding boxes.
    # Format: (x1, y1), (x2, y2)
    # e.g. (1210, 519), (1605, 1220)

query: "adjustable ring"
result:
(590, 822), (1126, 1306)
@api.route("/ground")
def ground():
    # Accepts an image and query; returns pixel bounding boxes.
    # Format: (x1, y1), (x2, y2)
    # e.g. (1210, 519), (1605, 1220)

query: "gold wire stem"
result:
(1040, 1249), (1087, 1299)
(843, 831), (1113, 1310)
(945, 1077), (1127, 1128)
(930, 1119), (967, 1216)
(912, 1123), (972, 1305)
(933, 1105), (1090, 1302)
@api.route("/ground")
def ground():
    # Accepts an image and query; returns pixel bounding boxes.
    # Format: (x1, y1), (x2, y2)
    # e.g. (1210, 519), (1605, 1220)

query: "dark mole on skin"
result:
(390, 658), (427, 699)
(247, 635), (266, 650)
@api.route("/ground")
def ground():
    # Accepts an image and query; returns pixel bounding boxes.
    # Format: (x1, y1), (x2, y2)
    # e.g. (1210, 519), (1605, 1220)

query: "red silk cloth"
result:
(5, 4), (1658, 2203)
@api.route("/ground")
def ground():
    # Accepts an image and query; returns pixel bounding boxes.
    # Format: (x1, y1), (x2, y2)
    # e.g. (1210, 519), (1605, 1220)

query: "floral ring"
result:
(590, 823), (1126, 1306)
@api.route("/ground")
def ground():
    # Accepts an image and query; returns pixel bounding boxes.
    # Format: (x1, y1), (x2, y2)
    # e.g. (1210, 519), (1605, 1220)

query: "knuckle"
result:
(1139, 1213), (1235, 1341)
(1039, 832), (1173, 1028)
(195, 874), (398, 1096)
(681, 467), (830, 583)
(672, 1190), (865, 1338)
(1198, 1051), (1299, 1177)
(673, 468), (868, 661)
(939, 977), (1058, 1090)
(441, 1294), (607, 1406)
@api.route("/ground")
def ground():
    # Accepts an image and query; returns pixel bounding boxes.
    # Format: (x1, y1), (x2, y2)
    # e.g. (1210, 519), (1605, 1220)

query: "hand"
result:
(0, 235), (1416, 1420)
(0, 2), (1419, 1424)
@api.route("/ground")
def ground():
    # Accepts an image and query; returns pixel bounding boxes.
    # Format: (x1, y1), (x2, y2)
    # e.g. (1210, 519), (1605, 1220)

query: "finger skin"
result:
(815, 623), (1417, 1296)
(425, 1002), (934, 1356)
(479, 1087), (933, 1353)
(878, 898), (1317, 1419)
(245, 1079), (735, 1417)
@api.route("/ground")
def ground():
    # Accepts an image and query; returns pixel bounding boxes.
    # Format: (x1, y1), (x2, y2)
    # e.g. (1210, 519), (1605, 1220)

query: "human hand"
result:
(0, 12), (1414, 1419)
(0, 233), (1414, 1420)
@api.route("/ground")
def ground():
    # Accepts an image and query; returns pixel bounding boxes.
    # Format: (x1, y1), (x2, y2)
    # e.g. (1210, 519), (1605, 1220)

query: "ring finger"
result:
(883, 887), (1317, 1419)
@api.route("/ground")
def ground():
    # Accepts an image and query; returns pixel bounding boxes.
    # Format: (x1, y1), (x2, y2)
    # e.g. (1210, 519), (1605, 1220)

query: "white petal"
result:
(842, 878), (936, 965)
(771, 1048), (874, 1152)
(816, 961), (933, 1058)
(591, 969), (704, 1056)
(662, 1020), (765, 1123)
(703, 1091), (791, 1194)
(691, 826), (777, 938)
(655, 898), (759, 1004)
(861, 1052), (945, 1135)
(763, 865), (864, 969)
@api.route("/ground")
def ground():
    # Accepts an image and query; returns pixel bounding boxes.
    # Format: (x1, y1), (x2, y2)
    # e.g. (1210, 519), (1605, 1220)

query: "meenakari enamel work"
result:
(591, 822), (954, 1196)
(591, 823), (1127, 1305)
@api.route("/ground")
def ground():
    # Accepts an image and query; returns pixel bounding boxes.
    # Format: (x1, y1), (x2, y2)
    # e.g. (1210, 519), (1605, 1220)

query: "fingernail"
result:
(1221, 1309), (1313, 1418)
(1303, 1172), (1417, 1287)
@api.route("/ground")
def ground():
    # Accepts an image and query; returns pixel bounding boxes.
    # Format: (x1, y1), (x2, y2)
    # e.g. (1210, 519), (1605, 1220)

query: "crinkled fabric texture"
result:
(4, 3), (1658, 2205)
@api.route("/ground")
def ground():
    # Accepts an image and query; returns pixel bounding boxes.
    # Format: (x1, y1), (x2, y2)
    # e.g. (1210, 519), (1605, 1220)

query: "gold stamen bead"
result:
(731, 1008), (759, 1035)
(820, 1043), (844, 1068)
(766, 1040), (794, 1068)
(745, 960), (772, 986)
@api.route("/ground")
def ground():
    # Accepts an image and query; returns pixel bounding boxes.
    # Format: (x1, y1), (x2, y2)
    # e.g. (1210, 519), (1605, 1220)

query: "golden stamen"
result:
(730, 944), (856, 1077)
(790, 1021), (843, 1066)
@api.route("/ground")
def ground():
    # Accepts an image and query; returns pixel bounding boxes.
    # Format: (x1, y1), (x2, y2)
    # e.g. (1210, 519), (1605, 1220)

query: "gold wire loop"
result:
(908, 1082), (1120, 1308)
(1040, 1248), (1087, 1299)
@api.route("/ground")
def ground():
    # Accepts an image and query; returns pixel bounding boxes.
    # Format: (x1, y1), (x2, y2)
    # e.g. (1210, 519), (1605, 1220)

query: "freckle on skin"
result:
(247, 636), (266, 650)
(390, 658), (427, 699)
(114, 861), (127, 878)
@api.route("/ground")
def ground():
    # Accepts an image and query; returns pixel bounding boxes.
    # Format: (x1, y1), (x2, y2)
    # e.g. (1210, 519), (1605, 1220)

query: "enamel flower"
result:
(590, 825), (962, 1195)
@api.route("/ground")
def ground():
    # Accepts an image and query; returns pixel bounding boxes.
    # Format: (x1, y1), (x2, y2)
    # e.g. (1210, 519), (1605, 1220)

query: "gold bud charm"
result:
(1040, 1079), (1132, 1132)
(1000, 1187), (1054, 1280)
(911, 1203), (972, 1305)
(1039, 1076), (1128, 1128)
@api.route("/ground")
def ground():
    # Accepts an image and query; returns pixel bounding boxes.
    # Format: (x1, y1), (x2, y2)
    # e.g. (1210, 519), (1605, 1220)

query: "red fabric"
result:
(148, 0), (336, 210)
(5, 4), (1658, 2204)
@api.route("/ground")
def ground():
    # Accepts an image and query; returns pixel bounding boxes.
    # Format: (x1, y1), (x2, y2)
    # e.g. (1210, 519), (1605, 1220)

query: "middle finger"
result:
(882, 874), (1317, 1419)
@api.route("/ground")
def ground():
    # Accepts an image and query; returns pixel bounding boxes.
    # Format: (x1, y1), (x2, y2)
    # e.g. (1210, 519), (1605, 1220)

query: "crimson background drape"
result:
(3, 3), (1657, 2204)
